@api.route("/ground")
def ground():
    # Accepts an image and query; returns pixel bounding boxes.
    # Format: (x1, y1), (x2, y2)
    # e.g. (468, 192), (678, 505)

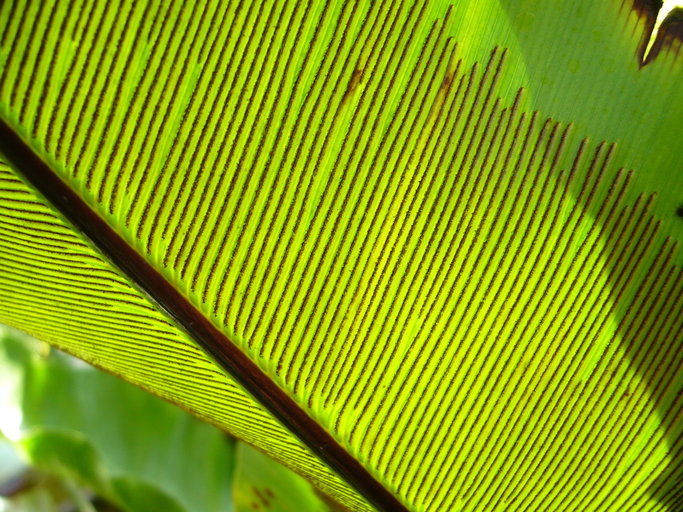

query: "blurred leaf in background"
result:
(233, 443), (339, 512)
(0, 327), (333, 512)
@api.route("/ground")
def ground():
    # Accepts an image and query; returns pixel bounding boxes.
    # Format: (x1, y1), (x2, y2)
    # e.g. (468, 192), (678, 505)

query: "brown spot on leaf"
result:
(252, 486), (272, 508)
(342, 68), (363, 103)
(440, 71), (454, 92)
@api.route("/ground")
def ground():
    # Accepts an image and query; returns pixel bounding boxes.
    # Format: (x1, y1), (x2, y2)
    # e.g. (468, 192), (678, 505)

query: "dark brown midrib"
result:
(0, 119), (408, 512)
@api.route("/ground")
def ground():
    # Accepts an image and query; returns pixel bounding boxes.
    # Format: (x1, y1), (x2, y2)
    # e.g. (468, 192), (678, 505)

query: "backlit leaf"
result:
(0, 1), (682, 510)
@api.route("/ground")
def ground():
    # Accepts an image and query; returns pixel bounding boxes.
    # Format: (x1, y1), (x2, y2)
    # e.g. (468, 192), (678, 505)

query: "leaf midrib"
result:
(0, 117), (407, 512)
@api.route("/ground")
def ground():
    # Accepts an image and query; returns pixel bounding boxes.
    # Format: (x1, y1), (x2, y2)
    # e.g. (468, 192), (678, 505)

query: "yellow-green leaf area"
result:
(0, 0), (682, 511)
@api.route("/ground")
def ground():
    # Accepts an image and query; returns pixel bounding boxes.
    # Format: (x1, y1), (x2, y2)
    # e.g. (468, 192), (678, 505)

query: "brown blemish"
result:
(253, 486), (272, 508)
(342, 68), (363, 103)
(440, 71), (454, 92)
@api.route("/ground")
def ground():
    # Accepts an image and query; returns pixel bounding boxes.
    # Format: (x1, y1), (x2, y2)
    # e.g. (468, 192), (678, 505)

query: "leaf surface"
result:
(0, 0), (682, 510)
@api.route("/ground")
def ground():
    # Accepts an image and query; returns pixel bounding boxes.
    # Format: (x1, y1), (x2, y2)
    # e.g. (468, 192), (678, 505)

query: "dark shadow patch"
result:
(569, 154), (683, 509)
(493, 2), (683, 507)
